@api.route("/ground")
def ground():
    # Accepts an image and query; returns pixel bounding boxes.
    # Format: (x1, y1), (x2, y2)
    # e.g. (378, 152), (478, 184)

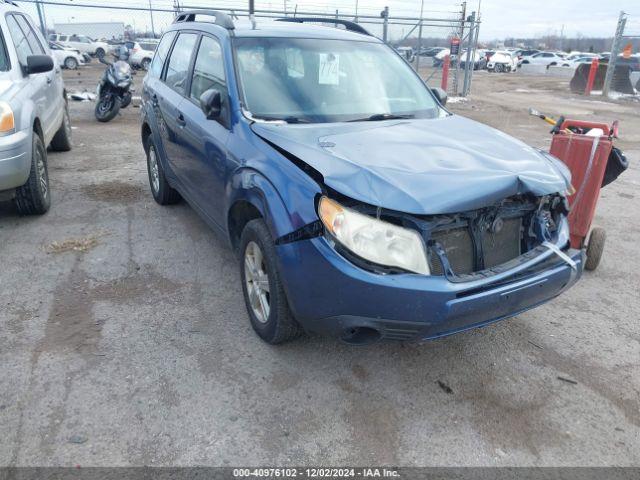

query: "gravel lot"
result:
(1, 63), (639, 467)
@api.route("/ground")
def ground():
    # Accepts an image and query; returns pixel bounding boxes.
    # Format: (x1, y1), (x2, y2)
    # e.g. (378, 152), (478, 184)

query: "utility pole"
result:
(149, 0), (156, 37)
(35, 0), (47, 36)
(381, 6), (389, 44)
(415, 0), (424, 72)
(603, 11), (627, 97)
(354, 0), (359, 22)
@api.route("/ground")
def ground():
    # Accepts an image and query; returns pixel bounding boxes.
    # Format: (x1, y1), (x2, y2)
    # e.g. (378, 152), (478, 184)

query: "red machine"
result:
(549, 119), (620, 270)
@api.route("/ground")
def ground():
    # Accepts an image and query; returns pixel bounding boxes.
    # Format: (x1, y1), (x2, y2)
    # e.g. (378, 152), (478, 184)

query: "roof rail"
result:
(276, 17), (371, 36)
(174, 10), (235, 30)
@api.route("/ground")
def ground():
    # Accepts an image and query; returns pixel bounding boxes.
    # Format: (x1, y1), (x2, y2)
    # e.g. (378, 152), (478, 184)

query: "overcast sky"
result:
(16, 0), (639, 41)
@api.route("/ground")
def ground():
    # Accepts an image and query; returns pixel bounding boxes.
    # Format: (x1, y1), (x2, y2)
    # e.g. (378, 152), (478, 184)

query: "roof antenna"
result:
(249, 0), (257, 29)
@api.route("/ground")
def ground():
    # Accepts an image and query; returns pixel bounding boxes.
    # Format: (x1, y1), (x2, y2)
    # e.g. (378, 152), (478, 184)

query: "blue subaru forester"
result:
(141, 11), (583, 345)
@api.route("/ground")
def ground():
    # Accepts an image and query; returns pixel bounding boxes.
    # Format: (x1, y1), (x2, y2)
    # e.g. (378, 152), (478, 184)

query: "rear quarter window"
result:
(148, 31), (176, 79)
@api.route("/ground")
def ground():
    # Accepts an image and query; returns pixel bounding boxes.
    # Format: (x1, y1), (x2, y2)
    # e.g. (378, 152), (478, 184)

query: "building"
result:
(53, 22), (125, 41)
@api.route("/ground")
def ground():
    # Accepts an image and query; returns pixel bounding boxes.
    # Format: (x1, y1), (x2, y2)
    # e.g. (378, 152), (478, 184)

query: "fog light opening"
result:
(340, 327), (382, 346)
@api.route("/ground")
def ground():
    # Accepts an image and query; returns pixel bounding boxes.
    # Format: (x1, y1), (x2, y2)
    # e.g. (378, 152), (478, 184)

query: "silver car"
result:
(0, 3), (71, 215)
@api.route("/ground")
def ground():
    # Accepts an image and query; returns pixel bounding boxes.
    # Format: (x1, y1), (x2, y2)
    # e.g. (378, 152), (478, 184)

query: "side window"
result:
(15, 15), (44, 54)
(60, 36), (68, 42)
(163, 32), (197, 95)
(0, 30), (10, 71)
(149, 31), (176, 79)
(6, 14), (34, 66)
(189, 36), (226, 102)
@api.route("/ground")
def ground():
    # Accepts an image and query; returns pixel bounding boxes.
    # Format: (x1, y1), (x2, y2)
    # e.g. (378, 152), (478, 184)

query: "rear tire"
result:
(585, 227), (606, 271)
(495, 63), (504, 73)
(145, 136), (180, 205)
(95, 48), (105, 59)
(240, 219), (302, 344)
(50, 104), (72, 152)
(14, 134), (51, 215)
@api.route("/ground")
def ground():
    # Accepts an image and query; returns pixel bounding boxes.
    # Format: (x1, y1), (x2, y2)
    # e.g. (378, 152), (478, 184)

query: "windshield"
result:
(233, 37), (440, 123)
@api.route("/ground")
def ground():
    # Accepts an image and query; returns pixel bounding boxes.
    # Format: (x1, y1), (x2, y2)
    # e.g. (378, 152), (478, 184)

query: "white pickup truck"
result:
(49, 33), (109, 59)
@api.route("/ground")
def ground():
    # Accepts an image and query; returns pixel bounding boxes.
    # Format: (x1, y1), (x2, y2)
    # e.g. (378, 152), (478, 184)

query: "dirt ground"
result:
(1, 63), (639, 467)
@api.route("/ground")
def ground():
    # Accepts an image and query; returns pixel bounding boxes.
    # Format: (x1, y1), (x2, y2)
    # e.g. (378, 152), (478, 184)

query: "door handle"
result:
(46, 76), (52, 84)
(176, 113), (186, 127)
(151, 94), (158, 106)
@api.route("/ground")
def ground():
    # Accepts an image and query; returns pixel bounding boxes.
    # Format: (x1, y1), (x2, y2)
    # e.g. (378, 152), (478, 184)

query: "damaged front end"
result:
(316, 191), (573, 282)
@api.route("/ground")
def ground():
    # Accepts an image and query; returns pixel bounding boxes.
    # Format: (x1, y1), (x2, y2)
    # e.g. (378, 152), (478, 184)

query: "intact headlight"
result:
(0, 102), (15, 136)
(318, 196), (430, 275)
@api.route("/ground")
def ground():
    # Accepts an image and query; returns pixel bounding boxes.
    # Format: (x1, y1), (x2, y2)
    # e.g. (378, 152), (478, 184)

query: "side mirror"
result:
(26, 55), (54, 75)
(431, 87), (448, 106)
(200, 89), (222, 120)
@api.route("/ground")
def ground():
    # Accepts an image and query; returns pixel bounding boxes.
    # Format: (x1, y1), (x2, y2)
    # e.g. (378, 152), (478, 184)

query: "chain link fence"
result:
(603, 11), (640, 96)
(16, 0), (481, 97)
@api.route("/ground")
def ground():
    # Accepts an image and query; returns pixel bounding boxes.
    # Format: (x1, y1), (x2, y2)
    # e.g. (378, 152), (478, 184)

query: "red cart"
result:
(549, 119), (619, 271)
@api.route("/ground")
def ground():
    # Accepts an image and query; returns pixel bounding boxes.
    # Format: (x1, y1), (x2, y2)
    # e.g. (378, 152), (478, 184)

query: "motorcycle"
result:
(95, 53), (133, 122)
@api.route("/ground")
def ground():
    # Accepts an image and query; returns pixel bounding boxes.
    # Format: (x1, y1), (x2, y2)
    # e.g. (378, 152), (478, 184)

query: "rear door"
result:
(154, 32), (198, 179)
(174, 34), (231, 226)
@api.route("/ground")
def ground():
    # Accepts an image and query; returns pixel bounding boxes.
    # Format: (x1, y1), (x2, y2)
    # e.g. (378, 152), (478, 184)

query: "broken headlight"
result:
(318, 197), (430, 275)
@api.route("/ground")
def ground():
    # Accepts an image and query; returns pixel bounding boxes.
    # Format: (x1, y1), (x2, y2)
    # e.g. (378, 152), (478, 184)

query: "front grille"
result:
(429, 217), (523, 276)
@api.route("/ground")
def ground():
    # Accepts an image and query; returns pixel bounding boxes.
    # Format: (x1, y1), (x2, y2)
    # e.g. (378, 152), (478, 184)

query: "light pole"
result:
(149, 0), (156, 37)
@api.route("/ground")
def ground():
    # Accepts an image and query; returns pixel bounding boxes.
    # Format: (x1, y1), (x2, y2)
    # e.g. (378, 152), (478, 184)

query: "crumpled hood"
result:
(252, 114), (571, 214)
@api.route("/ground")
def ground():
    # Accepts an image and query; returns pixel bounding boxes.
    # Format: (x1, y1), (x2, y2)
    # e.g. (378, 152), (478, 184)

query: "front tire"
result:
(240, 219), (302, 344)
(495, 63), (504, 73)
(95, 93), (120, 122)
(14, 134), (51, 215)
(145, 136), (180, 205)
(51, 103), (72, 152)
(64, 56), (78, 70)
(95, 48), (105, 59)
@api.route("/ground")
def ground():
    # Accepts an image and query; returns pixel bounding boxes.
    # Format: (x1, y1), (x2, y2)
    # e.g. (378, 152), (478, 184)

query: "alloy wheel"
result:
(244, 241), (271, 323)
(148, 146), (160, 193)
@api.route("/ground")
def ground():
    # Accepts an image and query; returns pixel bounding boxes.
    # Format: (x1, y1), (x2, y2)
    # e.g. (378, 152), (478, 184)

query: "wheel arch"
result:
(226, 170), (294, 252)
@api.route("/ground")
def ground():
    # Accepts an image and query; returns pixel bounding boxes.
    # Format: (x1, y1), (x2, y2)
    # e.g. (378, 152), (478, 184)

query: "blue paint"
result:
(140, 19), (582, 342)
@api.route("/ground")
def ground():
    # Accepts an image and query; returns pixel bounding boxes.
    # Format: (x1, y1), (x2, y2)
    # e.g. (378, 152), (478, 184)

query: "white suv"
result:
(49, 33), (109, 59)
(0, 3), (71, 215)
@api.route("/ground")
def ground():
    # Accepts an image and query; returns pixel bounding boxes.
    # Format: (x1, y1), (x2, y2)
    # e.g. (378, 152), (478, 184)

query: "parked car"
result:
(487, 50), (518, 72)
(48, 41), (84, 69)
(129, 40), (159, 70)
(458, 50), (487, 70)
(49, 33), (109, 59)
(616, 55), (640, 72)
(561, 54), (598, 68)
(395, 46), (415, 64)
(0, 3), (72, 215)
(419, 46), (446, 57)
(521, 51), (564, 67)
(141, 12), (583, 345)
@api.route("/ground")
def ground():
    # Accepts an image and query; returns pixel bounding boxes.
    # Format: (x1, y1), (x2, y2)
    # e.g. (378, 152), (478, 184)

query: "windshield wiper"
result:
(252, 115), (311, 124)
(348, 113), (415, 122)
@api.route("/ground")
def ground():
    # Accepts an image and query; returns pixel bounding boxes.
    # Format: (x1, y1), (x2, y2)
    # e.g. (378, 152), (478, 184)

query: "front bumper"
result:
(277, 236), (584, 342)
(0, 130), (31, 192)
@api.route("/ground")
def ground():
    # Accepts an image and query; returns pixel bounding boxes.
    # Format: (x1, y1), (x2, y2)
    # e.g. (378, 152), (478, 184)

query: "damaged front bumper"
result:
(276, 232), (584, 343)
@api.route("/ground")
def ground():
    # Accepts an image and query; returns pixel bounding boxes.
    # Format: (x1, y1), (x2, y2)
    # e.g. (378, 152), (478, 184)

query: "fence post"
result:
(585, 57), (600, 96)
(441, 55), (450, 91)
(415, 0), (424, 73)
(453, 1), (467, 96)
(603, 11), (627, 97)
(462, 11), (476, 96)
(381, 6), (389, 44)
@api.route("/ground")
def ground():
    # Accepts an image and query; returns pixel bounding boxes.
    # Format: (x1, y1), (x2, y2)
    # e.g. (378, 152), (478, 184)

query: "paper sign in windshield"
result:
(319, 53), (339, 85)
